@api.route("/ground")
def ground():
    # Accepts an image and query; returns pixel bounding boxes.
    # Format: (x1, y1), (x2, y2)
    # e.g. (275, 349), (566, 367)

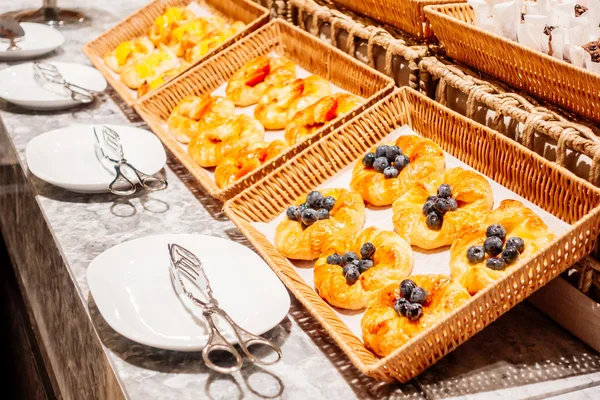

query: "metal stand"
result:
(2, 0), (88, 27)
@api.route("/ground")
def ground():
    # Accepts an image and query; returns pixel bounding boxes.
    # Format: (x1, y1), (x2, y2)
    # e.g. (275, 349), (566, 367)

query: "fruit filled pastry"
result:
(392, 167), (493, 249)
(255, 75), (332, 130)
(147, 7), (197, 46)
(120, 48), (179, 89)
(168, 16), (228, 56)
(188, 114), (265, 167)
(167, 95), (235, 144)
(137, 61), (191, 98)
(284, 93), (363, 145)
(275, 189), (365, 260)
(351, 136), (445, 207)
(182, 21), (245, 63)
(361, 275), (470, 357)
(314, 227), (413, 310)
(214, 140), (287, 188)
(450, 200), (555, 294)
(104, 38), (155, 74)
(226, 56), (296, 106)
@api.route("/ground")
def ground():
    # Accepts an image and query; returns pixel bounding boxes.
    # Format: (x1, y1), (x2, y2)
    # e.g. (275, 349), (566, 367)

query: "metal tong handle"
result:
(108, 160), (137, 196)
(33, 62), (94, 103)
(121, 159), (168, 192)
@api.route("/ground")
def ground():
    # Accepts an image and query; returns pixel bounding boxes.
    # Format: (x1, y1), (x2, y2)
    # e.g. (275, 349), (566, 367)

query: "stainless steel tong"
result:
(33, 62), (95, 103)
(168, 243), (282, 374)
(0, 18), (24, 51)
(93, 126), (168, 196)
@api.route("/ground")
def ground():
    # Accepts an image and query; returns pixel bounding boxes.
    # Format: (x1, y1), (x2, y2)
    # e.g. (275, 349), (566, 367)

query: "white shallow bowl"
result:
(26, 124), (166, 193)
(87, 234), (291, 351)
(0, 62), (106, 110)
(0, 23), (65, 60)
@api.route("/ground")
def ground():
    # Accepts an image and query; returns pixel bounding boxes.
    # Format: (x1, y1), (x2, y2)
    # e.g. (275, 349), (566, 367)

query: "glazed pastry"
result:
(392, 167), (493, 249)
(214, 140), (287, 188)
(450, 199), (555, 294)
(137, 60), (191, 97)
(285, 93), (363, 145)
(361, 275), (470, 357)
(188, 114), (264, 167)
(167, 95), (235, 143)
(104, 38), (155, 73)
(275, 189), (365, 260)
(120, 47), (179, 89)
(314, 227), (413, 310)
(286, 75), (332, 120)
(182, 21), (245, 63)
(226, 56), (296, 106)
(351, 136), (445, 207)
(147, 7), (196, 46)
(168, 16), (227, 56)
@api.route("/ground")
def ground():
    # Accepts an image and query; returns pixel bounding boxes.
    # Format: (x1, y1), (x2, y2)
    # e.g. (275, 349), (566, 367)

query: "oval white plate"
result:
(0, 62), (106, 110)
(0, 23), (65, 60)
(26, 124), (166, 193)
(87, 234), (291, 351)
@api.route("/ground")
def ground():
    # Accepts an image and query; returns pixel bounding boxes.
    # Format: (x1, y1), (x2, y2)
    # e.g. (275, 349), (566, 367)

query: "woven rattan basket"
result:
(134, 19), (394, 201)
(425, 3), (600, 124)
(83, 0), (269, 106)
(288, 0), (429, 89)
(329, 0), (463, 39)
(223, 87), (600, 382)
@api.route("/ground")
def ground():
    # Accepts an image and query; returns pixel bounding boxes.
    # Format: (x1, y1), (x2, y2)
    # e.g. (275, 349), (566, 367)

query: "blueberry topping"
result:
(286, 206), (298, 220)
(386, 145), (401, 161)
(294, 203), (309, 220)
(505, 237), (525, 253)
(321, 196), (336, 211)
(393, 297), (410, 316)
(406, 303), (423, 321)
(362, 152), (376, 168)
(426, 211), (443, 230)
(358, 259), (374, 273)
(427, 195), (438, 202)
(422, 199), (436, 216)
(437, 184), (452, 198)
(373, 157), (389, 173)
(375, 145), (389, 159)
(434, 197), (452, 214)
(483, 236), (503, 256)
(410, 287), (430, 305)
(486, 257), (506, 271)
(342, 252), (359, 265)
(343, 264), (360, 284)
(400, 279), (417, 299)
(301, 208), (318, 226)
(360, 242), (376, 259)
(306, 191), (323, 208)
(326, 253), (343, 265)
(486, 224), (507, 241)
(501, 247), (519, 265)
(316, 209), (330, 220)
(394, 154), (410, 170)
(383, 166), (399, 179)
(447, 198), (458, 211)
(466, 245), (485, 263)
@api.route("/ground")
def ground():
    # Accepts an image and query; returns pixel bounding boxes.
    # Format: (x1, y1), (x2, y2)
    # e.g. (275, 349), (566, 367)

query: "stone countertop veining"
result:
(1, 1), (600, 399)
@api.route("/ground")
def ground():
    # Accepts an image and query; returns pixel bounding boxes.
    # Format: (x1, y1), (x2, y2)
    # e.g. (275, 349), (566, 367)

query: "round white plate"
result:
(0, 23), (65, 60)
(26, 124), (166, 193)
(87, 234), (291, 351)
(0, 62), (106, 110)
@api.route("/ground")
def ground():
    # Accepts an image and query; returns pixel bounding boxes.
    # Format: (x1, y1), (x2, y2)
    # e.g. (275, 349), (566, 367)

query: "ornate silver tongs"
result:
(33, 62), (95, 103)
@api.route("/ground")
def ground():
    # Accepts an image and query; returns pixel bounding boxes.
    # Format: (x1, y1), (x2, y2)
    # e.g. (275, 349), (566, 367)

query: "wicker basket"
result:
(134, 19), (394, 200)
(83, 0), (269, 106)
(223, 87), (600, 382)
(329, 0), (463, 39)
(425, 3), (600, 124)
(287, 0), (429, 89)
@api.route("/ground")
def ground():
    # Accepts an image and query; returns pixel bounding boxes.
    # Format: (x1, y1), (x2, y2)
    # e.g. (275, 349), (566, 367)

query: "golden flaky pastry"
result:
(450, 199), (555, 294)
(392, 167), (493, 249)
(120, 48), (179, 90)
(314, 227), (413, 310)
(351, 136), (445, 206)
(275, 189), (365, 260)
(104, 38), (155, 74)
(361, 275), (470, 357)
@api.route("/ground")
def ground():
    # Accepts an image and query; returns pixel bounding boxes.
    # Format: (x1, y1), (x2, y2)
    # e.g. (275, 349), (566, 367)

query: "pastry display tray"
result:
(425, 3), (600, 124)
(223, 87), (600, 382)
(83, 0), (269, 106)
(135, 20), (394, 201)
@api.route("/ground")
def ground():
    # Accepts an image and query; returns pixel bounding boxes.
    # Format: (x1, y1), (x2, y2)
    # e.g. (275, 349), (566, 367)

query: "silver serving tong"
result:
(93, 126), (168, 196)
(33, 62), (95, 104)
(0, 18), (24, 51)
(168, 243), (282, 374)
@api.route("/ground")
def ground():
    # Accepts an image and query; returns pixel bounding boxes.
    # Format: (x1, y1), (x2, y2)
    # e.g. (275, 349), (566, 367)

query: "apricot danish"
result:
(104, 38), (155, 74)
(120, 47), (179, 90)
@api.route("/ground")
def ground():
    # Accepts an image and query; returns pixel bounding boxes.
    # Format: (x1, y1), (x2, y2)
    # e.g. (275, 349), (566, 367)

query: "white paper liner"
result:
(251, 125), (571, 339)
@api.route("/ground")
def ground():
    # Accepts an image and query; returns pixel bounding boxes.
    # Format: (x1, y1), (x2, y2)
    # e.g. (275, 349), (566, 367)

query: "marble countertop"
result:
(1, 1), (600, 399)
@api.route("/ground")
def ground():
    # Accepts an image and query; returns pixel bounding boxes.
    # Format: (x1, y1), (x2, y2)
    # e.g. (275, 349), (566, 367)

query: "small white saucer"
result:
(0, 62), (106, 110)
(87, 234), (291, 351)
(26, 124), (166, 193)
(0, 23), (65, 60)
